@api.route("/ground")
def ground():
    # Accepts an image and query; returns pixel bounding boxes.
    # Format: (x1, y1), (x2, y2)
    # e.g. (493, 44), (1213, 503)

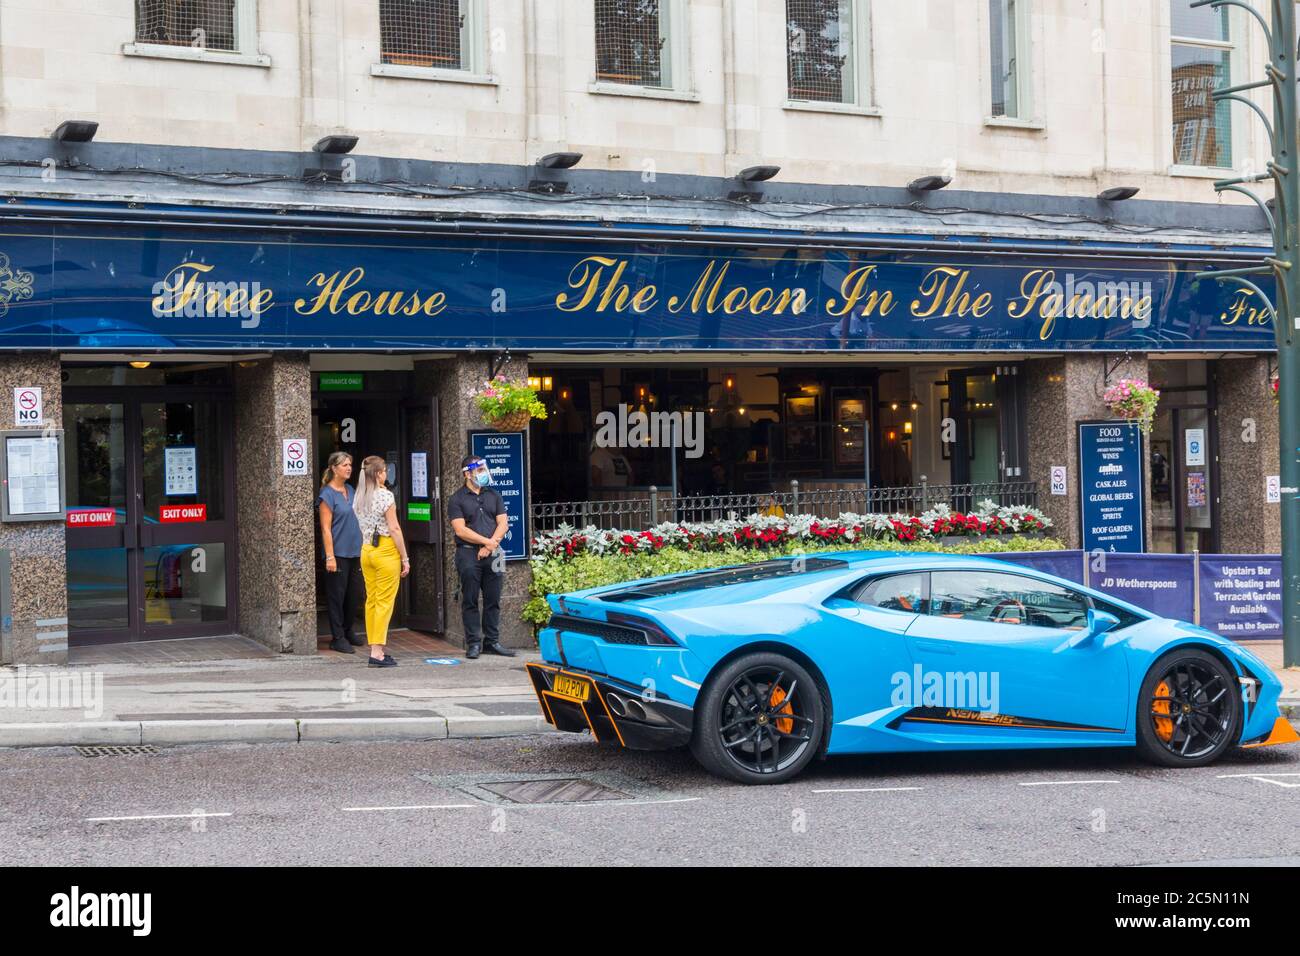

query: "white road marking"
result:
(1216, 773), (1300, 788)
(812, 786), (924, 794)
(522, 797), (703, 809)
(1018, 779), (1122, 787)
(86, 812), (233, 822)
(342, 803), (476, 812)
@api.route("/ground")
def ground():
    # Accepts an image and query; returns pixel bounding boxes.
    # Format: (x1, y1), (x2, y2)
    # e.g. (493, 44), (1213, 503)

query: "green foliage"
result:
(472, 376), (547, 422)
(522, 535), (1066, 628)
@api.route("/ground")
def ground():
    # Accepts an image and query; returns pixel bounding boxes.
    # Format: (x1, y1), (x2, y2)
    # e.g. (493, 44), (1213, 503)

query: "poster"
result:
(164, 446), (197, 496)
(1184, 428), (1206, 466)
(411, 451), (428, 498)
(468, 429), (530, 561)
(5, 434), (61, 516)
(1077, 421), (1146, 553)
(1186, 471), (1207, 508)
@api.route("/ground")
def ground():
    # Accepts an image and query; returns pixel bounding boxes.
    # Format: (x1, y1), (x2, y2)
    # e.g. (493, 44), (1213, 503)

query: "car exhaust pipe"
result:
(605, 692), (627, 717)
(625, 698), (649, 722)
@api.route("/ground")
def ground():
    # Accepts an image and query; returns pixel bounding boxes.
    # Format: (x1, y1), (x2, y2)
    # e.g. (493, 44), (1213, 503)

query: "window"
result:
(930, 571), (1090, 630)
(1170, 0), (1233, 168)
(594, 0), (673, 89)
(989, 0), (1030, 119)
(128, 0), (265, 65)
(379, 0), (472, 71)
(136, 0), (237, 51)
(786, 0), (868, 106)
(852, 573), (927, 614)
(1091, 599), (1148, 632)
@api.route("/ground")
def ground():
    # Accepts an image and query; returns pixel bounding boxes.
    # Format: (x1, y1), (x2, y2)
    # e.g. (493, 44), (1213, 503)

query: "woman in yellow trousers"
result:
(353, 455), (410, 667)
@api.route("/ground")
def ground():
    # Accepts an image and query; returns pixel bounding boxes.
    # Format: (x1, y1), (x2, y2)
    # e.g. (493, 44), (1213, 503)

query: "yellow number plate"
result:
(552, 674), (591, 702)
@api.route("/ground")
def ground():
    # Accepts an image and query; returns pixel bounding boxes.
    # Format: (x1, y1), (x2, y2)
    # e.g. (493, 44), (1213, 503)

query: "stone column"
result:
(416, 354), (535, 650)
(1024, 354), (1152, 550)
(0, 355), (67, 664)
(233, 355), (316, 654)
(1215, 357), (1281, 555)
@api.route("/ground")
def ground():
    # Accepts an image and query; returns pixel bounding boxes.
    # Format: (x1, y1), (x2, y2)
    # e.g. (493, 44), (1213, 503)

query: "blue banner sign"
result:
(1088, 553), (1195, 620)
(995, 550), (1085, 584)
(1078, 421), (1147, 553)
(1197, 554), (1284, 639)
(0, 214), (1276, 351)
(468, 429), (530, 561)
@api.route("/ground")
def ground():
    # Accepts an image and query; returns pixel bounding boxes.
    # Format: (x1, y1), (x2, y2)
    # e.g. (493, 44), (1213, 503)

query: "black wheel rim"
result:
(718, 666), (814, 775)
(1148, 660), (1234, 759)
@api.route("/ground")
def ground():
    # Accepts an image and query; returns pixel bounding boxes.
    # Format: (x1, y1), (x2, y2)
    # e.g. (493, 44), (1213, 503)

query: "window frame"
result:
(588, 0), (698, 102)
(123, 0), (270, 68)
(371, 0), (498, 86)
(1167, 0), (1238, 174)
(782, 0), (876, 115)
(986, 0), (1033, 124)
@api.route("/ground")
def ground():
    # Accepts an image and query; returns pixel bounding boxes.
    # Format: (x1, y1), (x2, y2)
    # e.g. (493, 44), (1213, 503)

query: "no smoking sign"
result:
(13, 387), (42, 426)
(282, 438), (309, 476)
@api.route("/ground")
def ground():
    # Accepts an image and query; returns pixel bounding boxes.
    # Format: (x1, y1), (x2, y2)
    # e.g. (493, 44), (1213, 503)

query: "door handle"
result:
(913, 639), (956, 655)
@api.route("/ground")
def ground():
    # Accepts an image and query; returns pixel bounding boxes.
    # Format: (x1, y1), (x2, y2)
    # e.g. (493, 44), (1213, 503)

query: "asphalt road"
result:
(3, 733), (1298, 866)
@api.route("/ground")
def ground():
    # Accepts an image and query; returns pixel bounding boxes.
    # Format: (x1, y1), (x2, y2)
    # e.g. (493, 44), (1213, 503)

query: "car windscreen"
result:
(598, 557), (849, 602)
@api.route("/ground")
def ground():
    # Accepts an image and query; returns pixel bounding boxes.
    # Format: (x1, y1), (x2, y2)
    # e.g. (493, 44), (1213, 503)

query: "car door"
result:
(820, 571), (923, 746)
(902, 568), (1130, 734)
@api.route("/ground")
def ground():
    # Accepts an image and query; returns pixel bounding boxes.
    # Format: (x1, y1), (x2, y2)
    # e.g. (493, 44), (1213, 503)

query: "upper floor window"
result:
(786, 0), (869, 106)
(594, 0), (675, 89)
(989, 0), (1030, 119)
(136, 0), (239, 52)
(380, 0), (471, 72)
(129, 0), (266, 65)
(1170, 0), (1233, 168)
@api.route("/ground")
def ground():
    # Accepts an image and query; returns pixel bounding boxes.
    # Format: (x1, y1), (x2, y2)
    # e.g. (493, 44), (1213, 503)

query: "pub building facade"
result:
(0, 140), (1280, 664)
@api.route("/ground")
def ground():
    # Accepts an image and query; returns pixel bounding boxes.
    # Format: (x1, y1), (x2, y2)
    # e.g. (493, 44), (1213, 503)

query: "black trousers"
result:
(457, 548), (503, 647)
(323, 555), (363, 642)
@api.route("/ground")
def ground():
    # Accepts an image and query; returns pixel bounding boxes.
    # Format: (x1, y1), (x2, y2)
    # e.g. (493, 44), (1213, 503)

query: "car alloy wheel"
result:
(1137, 649), (1240, 767)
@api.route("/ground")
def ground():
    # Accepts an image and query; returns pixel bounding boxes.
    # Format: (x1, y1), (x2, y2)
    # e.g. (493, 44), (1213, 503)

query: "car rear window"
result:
(599, 557), (849, 602)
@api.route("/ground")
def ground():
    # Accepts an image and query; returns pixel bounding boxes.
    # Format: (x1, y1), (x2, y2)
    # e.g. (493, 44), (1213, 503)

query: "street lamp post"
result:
(1192, 0), (1300, 667)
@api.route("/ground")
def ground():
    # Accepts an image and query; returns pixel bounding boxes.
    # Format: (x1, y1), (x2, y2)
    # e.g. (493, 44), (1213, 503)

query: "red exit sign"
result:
(160, 504), (207, 523)
(66, 508), (116, 527)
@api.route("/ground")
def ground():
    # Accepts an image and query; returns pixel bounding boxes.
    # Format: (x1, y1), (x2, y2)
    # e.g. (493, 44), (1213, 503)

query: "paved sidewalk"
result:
(0, 636), (1295, 749)
(0, 633), (552, 747)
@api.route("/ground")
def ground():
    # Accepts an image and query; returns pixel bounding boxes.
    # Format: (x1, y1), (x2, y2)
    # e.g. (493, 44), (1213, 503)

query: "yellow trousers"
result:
(360, 536), (401, 645)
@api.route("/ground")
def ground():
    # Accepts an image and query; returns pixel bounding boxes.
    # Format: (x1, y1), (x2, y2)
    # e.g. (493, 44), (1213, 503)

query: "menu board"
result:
(1077, 421), (1146, 554)
(2, 432), (64, 520)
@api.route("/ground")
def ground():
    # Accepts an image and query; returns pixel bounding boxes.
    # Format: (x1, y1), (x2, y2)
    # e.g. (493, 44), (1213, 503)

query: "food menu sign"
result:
(1078, 421), (1146, 554)
(0, 431), (64, 522)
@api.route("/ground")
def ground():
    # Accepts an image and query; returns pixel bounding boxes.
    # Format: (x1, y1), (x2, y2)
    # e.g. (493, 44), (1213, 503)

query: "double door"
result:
(64, 389), (236, 644)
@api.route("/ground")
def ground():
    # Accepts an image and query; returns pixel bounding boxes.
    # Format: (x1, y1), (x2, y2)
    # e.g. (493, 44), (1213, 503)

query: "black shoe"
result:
(367, 655), (397, 667)
(345, 634), (365, 647)
(465, 644), (481, 660)
(329, 637), (355, 654)
(483, 642), (516, 657)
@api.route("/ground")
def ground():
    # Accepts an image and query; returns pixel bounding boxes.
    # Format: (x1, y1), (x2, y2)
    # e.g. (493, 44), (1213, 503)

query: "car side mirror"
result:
(1069, 609), (1121, 648)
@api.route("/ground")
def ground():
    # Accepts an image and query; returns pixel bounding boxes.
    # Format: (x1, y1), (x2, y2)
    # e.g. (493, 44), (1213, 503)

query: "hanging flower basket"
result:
(1103, 378), (1160, 435)
(470, 375), (547, 432)
(489, 408), (535, 432)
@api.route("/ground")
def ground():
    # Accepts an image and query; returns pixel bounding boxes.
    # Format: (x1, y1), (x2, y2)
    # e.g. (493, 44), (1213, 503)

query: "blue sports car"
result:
(526, 552), (1298, 783)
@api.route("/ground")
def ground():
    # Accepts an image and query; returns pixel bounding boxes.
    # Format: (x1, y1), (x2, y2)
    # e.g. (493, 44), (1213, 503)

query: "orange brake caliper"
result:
(1152, 679), (1174, 742)
(769, 686), (794, 734)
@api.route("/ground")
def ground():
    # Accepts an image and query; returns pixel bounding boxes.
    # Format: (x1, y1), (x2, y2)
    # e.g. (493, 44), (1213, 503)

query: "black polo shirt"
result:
(448, 485), (505, 545)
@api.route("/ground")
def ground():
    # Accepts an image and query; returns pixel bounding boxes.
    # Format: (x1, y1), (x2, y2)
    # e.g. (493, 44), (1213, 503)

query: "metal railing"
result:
(530, 478), (1040, 532)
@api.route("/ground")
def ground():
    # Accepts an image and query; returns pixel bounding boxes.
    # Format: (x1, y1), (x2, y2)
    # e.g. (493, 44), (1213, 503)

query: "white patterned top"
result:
(357, 487), (396, 541)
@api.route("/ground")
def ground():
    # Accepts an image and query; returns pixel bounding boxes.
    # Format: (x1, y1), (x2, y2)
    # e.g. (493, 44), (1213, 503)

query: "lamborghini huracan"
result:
(526, 552), (1297, 783)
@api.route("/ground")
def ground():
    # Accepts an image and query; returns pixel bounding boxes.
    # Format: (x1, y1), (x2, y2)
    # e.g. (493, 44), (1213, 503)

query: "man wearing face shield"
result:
(447, 455), (514, 659)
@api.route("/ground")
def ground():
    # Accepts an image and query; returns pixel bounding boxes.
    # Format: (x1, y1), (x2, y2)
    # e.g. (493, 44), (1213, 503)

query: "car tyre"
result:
(1135, 647), (1241, 768)
(690, 651), (826, 784)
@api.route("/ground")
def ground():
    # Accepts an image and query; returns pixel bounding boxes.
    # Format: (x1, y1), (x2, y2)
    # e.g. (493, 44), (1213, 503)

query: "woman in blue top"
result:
(318, 452), (365, 654)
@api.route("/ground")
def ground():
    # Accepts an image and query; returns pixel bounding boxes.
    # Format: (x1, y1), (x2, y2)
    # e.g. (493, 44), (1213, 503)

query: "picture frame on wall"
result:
(783, 394), (820, 461)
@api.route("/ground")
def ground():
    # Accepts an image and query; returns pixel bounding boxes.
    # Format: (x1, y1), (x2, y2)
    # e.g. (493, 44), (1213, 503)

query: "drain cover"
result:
(478, 778), (631, 804)
(75, 745), (159, 758)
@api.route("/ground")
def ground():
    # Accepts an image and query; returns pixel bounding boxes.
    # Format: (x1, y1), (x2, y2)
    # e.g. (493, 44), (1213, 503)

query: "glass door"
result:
(1151, 404), (1218, 553)
(64, 391), (236, 644)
